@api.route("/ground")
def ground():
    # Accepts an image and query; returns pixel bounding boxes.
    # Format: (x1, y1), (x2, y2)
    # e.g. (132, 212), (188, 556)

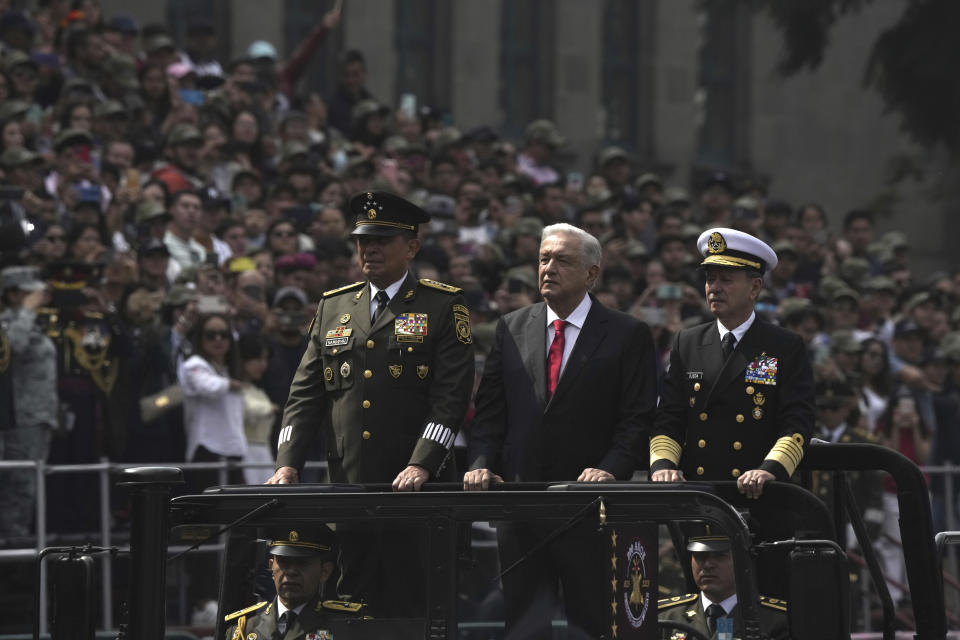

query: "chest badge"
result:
(745, 355), (778, 385)
(339, 313), (351, 324)
(417, 365), (429, 379)
(752, 391), (766, 420)
(395, 313), (428, 343)
(246, 634), (257, 640)
(340, 362), (351, 378)
(324, 367), (333, 382)
(389, 364), (403, 379)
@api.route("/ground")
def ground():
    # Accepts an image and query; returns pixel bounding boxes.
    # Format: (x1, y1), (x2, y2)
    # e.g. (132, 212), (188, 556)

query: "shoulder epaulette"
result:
(760, 595), (788, 611)
(848, 427), (878, 443)
(322, 281), (365, 298)
(419, 278), (462, 294)
(658, 593), (698, 610)
(224, 601), (268, 622)
(319, 599), (366, 614)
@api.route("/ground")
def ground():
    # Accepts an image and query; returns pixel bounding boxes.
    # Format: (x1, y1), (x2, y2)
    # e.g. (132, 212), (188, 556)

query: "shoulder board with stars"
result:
(224, 601), (268, 621)
(322, 281), (365, 298)
(658, 593), (698, 610)
(760, 596), (788, 611)
(419, 278), (462, 294)
(319, 599), (366, 614)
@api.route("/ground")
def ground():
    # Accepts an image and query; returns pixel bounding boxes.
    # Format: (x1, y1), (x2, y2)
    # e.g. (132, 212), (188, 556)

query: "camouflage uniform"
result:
(0, 307), (57, 538)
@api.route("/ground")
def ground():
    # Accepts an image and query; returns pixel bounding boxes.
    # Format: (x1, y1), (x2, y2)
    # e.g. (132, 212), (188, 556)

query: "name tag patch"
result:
(745, 355), (778, 385)
(686, 371), (703, 380)
(395, 313), (427, 343)
(325, 326), (352, 347)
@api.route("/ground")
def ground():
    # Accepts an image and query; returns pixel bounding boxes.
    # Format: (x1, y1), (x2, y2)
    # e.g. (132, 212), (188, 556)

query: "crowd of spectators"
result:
(0, 2), (958, 606)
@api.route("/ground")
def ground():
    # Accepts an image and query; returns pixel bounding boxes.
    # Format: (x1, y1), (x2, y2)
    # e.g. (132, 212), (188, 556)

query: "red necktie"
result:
(547, 319), (567, 397)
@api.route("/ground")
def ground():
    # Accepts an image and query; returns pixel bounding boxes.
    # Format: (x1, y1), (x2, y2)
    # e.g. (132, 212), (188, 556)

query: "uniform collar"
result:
(275, 598), (307, 618)
(369, 272), (408, 303)
(717, 310), (756, 344)
(701, 591), (738, 616)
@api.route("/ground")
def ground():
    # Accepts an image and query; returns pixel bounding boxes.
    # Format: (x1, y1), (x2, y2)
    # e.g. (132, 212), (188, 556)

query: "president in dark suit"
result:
(650, 228), (814, 498)
(465, 222), (658, 638)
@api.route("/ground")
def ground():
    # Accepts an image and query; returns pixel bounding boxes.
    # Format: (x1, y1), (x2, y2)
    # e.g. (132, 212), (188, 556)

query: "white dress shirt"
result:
(545, 293), (592, 379)
(717, 310), (756, 346)
(701, 591), (738, 616)
(178, 354), (246, 460)
(369, 274), (408, 321)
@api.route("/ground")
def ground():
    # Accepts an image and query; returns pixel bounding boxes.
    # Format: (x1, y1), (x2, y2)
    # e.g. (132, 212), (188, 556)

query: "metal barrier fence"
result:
(2, 458), (960, 635)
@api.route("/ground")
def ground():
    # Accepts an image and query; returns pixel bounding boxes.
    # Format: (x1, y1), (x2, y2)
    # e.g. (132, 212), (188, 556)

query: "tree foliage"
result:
(756, 0), (960, 154)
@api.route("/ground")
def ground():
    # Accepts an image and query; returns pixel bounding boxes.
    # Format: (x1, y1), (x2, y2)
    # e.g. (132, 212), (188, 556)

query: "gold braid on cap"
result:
(354, 219), (415, 231)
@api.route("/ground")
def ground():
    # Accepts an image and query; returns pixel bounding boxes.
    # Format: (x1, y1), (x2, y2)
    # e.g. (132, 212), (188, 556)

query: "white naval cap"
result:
(697, 227), (778, 273)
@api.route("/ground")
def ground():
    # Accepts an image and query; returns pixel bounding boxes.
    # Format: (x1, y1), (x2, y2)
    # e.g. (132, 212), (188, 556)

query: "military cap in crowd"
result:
(350, 99), (389, 125)
(433, 126), (464, 151)
(201, 186), (231, 210)
(732, 196), (760, 221)
(681, 223), (702, 242)
(635, 172), (663, 191)
(164, 284), (196, 308)
(466, 125), (498, 143)
(247, 40), (278, 60)
(696, 227), (778, 273)
(624, 240), (650, 261)
(524, 119), (565, 148)
(280, 141), (310, 164)
(0, 100), (29, 122)
(832, 288), (861, 306)
(596, 146), (631, 168)
(771, 240), (798, 259)
(0, 146), (43, 169)
(505, 266), (537, 291)
(268, 526), (337, 558)
(0, 265), (44, 292)
(104, 15), (138, 35)
(274, 253), (316, 273)
(702, 171), (734, 192)
(273, 286), (308, 307)
(864, 276), (897, 295)
(814, 378), (856, 406)
(62, 76), (95, 96)
(94, 100), (127, 119)
(684, 523), (730, 553)
(102, 55), (139, 90)
(382, 135), (409, 155)
(135, 200), (170, 225)
(423, 194), (456, 218)
(167, 124), (203, 146)
(904, 291), (935, 313)
(839, 257), (871, 285)
(663, 187), (691, 207)
(829, 330), (862, 354)
(348, 191), (430, 237)
(511, 217), (544, 240)
(882, 230), (909, 251)
(2, 50), (36, 74)
(53, 128), (93, 152)
(144, 34), (176, 55)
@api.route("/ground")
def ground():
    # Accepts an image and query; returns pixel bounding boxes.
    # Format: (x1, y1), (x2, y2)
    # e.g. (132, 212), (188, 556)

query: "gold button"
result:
(732, 469), (741, 478)
(407, 346), (413, 352)
(699, 412), (708, 421)
(736, 414), (744, 423)
(362, 400), (371, 409)
(698, 439), (706, 449)
(733, 441), (742, 450)
(362, 430), (371, 440)
(363, 370), (372, 379)
(746, 386), (755, 395)
(366, 340), (375, 349)
(332, 348), (339, 355)
(696, 466), (705, 476)
(693, 382), (701, 392)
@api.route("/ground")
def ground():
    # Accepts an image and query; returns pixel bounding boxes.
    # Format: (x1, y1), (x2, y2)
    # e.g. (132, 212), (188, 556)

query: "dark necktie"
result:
(705, 603), (725, 635)
(373, 289), (390, 322)
(547, 319), (567, 397)
(721, 332), (737, 360)
(277, 610), (296, 636)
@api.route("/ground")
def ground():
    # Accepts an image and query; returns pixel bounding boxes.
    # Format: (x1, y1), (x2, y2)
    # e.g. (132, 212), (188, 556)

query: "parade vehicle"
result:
(36, 441), (949, 639)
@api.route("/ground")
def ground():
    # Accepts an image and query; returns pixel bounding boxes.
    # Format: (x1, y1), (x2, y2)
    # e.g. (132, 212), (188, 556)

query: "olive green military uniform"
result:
(224, 596), (367, 640)
(658, 593), (790, 639)
(276, 272), (474, 483)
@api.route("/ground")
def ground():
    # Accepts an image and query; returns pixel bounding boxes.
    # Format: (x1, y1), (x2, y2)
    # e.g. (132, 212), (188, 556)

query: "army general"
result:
(649, 228), (814, 497)
(267, 191), (474, 615)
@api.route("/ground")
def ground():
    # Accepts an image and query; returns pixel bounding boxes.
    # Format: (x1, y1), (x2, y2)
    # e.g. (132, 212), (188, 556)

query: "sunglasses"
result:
(203, 329), (231, 341)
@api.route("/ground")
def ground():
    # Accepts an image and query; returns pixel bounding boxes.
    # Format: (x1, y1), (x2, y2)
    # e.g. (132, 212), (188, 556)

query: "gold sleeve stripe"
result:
(764, 435), (805, 476)
(650, 435), (682, 466)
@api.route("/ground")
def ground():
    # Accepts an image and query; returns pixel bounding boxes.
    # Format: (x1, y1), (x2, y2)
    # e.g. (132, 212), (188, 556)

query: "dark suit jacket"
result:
(468, 297), (657, 481)
(650, 318), (814, 481)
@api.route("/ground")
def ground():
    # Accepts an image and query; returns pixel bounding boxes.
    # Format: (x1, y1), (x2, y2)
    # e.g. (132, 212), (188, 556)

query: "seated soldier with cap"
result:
(659, 526), (790, 640)
(224, 527), (367, 640)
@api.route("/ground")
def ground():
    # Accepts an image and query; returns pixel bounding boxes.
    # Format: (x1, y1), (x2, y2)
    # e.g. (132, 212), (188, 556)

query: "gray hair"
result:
(541, 222), (602, 268)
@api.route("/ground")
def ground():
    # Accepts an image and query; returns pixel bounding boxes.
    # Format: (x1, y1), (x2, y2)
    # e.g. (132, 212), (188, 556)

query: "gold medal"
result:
(340, 362), (351, 378)
(324, 367), (333, 382)
(339, 313), (351, 323)
(753, 406), (763, 420)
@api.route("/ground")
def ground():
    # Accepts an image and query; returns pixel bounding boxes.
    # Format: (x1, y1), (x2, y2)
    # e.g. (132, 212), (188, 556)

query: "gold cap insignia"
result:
(707, 231), (726, 254)
(247, 633), (257, 640)
(288, 530), (299, 542)
(367, 208), (377, 219)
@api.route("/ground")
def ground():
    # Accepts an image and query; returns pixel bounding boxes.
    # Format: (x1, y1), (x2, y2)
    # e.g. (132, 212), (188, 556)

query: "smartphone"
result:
(656, 283), (684, 300)
(123, 168), (140, 192)
(566, 172), (584, 191)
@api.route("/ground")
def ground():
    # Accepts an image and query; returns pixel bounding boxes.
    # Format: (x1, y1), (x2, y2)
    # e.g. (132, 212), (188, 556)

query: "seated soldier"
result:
(659, 526), (790, 639)
(224, 527), (367, 640)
